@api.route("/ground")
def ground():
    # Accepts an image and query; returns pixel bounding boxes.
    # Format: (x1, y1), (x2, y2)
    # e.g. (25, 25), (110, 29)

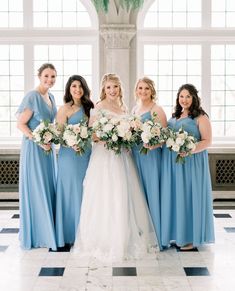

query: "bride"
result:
(74, 73), (158, 262)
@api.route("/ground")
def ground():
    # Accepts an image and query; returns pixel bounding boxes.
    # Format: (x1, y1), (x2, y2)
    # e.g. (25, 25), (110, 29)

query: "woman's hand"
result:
(72, 145), (80, 152)
(40, 143), (51, 151)
(92, 133), (100, 143)
(179, 152), (189, 157)
(143, 143), (161, 150)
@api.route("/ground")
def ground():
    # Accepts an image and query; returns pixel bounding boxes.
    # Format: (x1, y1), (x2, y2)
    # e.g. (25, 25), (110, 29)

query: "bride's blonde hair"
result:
(99, 73), (124, 107)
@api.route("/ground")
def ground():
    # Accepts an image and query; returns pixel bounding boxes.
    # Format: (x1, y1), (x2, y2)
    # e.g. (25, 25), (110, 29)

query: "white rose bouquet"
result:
(92, 111), (137, 154)
(166, 127), (197, 164)
(139, 112), (168, 154)
(62, 120), (92, 156)
(32, 120), (60, 154)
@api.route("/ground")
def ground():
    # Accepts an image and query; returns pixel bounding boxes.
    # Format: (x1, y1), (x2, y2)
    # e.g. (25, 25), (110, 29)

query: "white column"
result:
(100, 24), (136, 107)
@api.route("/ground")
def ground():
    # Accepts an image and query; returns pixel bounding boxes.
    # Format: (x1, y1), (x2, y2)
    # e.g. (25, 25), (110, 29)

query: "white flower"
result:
(43, 131), (53, 143)
(34, 132), (41, 142)
(172, 144), (180, 152)
(92, 120), (99, 129)
(65, 134), (77, 147)
(112, 134), (118, 142)
(99, 117), (108, 124)
(80, 126), (88, 138)
(175, 137), (184, 146)
(187, 141), (196, 151)
(141, 132), (151, 144)
(103, 123), (114, 132)
(73, 124), (81, 134)
(117, 121), (130, 137)
(166, 138), (174, 148)
(124, 130), (132, 141)
(178, 132), (188, 139)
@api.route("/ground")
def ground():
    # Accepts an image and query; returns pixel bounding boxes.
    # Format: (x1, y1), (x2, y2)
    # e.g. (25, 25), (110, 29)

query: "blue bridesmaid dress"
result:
(132, 111), (162, 250)
(55, 108), (91, 247)
(161, 117), (215, 248)
(17, 90), (57, 250)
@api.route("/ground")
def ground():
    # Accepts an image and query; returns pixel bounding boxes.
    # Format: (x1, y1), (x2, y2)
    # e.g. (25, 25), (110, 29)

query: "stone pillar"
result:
(100, 24), (136, 107)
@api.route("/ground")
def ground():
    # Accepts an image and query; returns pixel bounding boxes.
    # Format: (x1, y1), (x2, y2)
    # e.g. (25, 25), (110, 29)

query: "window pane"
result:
(34, 44), (93, 108)
(0, 122), (10, 136)
(211, 45), (235, 137)
(226, 91), (235, 105)
(144, 44), (201, 117)
(211, 122), (224, 137)
(211, 91), (225, 105)
(226, 106), (235, 120)
(211, 106), (224, 121)
(33, 0), (93, 28)
(0, 92), (9, 106)
(212, 0), (235, 27)
(144, 0), (201, 28)
(0, 0), (23, 27)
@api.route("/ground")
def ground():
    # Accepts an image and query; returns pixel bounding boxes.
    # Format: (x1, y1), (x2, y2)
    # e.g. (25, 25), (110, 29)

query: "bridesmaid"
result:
(17, 63), (57, 250)
(161, 84), (215, 250)
(55, 75), (94, 247)
(132, 77), (167, 250)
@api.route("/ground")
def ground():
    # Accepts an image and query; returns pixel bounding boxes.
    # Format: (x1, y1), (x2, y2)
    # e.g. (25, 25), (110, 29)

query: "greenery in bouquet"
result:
(32, 120), (60, 153)
(166, 127), (197, 164)
(62, 120), (92, 156)
(92, 111), (138, 154)
(139, 112), (168, 154)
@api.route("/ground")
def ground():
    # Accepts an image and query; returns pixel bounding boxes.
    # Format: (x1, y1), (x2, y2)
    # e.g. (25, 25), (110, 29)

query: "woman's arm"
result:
(17, 108), (34, 139)
(193, 114), (212, 154)
(56, 106), (68, 127)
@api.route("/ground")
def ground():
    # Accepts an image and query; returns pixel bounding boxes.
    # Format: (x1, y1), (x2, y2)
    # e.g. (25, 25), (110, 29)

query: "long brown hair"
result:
(173, 84), (208, 119)
(64, 75), (94, 118)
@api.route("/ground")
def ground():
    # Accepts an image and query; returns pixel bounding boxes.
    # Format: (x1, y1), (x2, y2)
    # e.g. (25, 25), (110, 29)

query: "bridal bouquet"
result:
(32, 120), (60, 153)
(62, 120), (92, 156)
(166, 127), (197, 164)
(92, 112), (137, 154)
(139, 112), (168, 154)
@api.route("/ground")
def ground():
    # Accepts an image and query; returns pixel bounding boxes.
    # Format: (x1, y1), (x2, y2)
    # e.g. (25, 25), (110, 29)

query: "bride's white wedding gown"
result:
(74, 110), (157, 262)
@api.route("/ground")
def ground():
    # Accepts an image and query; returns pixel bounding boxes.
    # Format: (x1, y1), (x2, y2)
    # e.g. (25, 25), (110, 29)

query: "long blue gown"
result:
(55, 108), (91, 247)
(161, 116), (215, 247)
(132, 111), (162, 250)
(17, 90), (57, 250)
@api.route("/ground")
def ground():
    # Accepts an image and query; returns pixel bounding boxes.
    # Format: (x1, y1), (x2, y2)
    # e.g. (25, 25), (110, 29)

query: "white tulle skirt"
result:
(73, 143), (158, 262)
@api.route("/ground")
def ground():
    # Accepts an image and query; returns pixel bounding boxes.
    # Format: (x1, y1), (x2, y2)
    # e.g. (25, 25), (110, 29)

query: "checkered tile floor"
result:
(0, 207), (235, 291)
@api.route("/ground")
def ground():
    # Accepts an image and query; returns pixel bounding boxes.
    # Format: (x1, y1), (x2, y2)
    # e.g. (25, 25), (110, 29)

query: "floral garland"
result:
(92, 0), (144, 13)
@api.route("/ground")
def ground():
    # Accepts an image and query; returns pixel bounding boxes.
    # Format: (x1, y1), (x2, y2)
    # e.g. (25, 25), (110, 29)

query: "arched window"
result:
(0, 0), (98, 140)
(137, 0), (235, 141)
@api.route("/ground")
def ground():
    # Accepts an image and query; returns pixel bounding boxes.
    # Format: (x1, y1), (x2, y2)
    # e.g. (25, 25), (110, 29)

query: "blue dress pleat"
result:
(17, 90), (57, 250)
(55, 108), (91, 247)
(132, 111), (162, 250)
(161, 117), (215, 247)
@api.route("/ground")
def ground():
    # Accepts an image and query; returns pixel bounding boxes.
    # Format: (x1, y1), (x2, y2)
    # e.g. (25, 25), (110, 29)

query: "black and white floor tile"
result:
(0, 208), (235, 291)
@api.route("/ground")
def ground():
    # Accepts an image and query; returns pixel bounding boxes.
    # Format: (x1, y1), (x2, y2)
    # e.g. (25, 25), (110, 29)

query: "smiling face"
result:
(135, 81), (152, 102)
(38, 68), (57, 90)
(70, 80), (84, 102)
(104, 80), (120, 102)
(178, 89), (193, 111)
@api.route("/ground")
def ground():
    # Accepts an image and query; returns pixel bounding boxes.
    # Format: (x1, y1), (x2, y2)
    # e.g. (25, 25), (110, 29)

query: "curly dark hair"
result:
(173, 83), (208, 119)
(64, 75), (94, 118)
